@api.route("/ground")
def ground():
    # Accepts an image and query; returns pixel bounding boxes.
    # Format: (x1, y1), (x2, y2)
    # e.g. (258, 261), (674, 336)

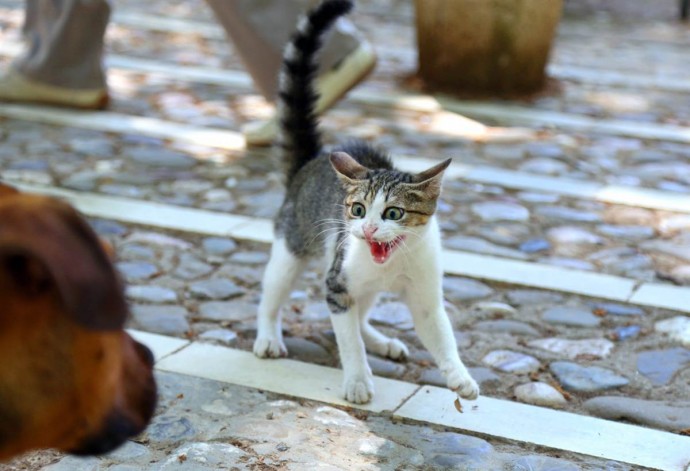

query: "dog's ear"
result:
(0, 198), (128, 330)
(0, 246), (54, 298)
(47, 201), (129, 330)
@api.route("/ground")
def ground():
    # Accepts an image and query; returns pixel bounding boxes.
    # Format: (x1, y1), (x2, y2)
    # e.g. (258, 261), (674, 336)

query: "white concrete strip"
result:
(628, 283), (690, 313)
(397, 385), (690, 471)
(0, 104), (246, 151)
(156, 342), (420, 414)
(127, 329), (190, 362)
(442, 251), (637, 302)
(13, 183), (690, 314)
(12, 183), (256, 237)
(441, 100), (690, 144)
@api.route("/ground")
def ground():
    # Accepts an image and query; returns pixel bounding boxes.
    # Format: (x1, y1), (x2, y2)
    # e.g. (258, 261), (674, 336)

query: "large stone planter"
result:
(415, 0), (563, 96)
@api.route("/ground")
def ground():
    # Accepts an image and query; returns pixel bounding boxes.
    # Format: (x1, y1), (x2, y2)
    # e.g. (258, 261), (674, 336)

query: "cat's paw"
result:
(342, 374), (375, 404)
(379, 338), (409, 361)
(447, 369), (480, 400)
(253, 337), (287, 359)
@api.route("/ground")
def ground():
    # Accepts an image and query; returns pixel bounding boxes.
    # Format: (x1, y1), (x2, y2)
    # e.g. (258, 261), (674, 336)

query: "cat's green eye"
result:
(383, 207), (405, 220)
(350, 203), (366, 218)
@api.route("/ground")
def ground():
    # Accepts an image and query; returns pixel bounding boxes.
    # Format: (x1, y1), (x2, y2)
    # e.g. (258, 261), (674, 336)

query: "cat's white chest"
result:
(343, 238), (418, 295)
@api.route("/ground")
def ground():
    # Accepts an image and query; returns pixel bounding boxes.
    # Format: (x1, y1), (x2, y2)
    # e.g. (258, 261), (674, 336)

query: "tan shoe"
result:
(0, 69), (109, 110)
(243, 41), (377, 147)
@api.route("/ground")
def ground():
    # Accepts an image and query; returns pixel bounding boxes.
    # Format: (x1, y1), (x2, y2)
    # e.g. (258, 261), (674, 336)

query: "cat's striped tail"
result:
(279, 0), (353, 185)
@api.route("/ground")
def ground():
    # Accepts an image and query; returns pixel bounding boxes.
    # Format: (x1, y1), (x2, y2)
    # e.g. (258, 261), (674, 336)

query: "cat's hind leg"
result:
(358, 294), (409, 361)
(404, 283), (479, 400)
(254, 237), (305, 359)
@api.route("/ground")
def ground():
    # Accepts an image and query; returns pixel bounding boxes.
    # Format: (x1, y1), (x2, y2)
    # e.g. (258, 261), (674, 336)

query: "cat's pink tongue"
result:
(370, 241), (390, 264)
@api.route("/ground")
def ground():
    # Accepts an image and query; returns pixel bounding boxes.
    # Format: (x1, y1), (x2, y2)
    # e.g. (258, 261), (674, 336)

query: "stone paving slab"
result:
(1, 371), (645, 471)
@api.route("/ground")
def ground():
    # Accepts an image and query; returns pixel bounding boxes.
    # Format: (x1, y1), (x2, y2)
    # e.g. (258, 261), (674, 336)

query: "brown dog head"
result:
(0, 184), (157, 460)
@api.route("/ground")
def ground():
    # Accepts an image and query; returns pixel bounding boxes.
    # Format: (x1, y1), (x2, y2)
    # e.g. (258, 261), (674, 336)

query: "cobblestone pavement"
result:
(1, 0), (689, 469)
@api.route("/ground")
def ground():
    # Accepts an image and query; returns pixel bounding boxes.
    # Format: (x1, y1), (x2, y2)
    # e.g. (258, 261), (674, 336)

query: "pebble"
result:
(641, 240), (690, 263)
(474, 320), (540, 336)
(472, 301), (517, 316)
(302, 301), (331, 321)
(128, 146), (196, 168)
(130, 305), (190, 335)
(202, 237), (238, 255)
(478, 223), (530, 245)
(550, 362), (629, 392)
(369, 302), (414, 329)
(655, 316), (690, 347)
(89, 219), (128, 236)
(116, 261), (158, 281)
(514, 382), (567, 408)
(528, 338), (614, 359)
(471, 201), (530, 222)
(583, 397), (690, 432)
(547, 226), (603, 248)
(603, 206), (655, 226)
(443, 277), (494, 302)
(174, 253), (214, 280)
(596, 224), (654, 240)
(126, 231), (193, 250)
(482, 350), (540, 373)
(508, 455), (580, 471)
(283, 337), (331, 364)
(610, 325), (641, 341)
(189, 279), (244, 300)
(126, 285), (177, 303)
(519, 238), (551, 253)
(535, 206), (601, 223)
(519, 158), (570, 175)
(367, 355), (406, 378)
(636, 348), (690, 385)
(517, 191), (560, 204)
(507, 290), (563, 305)
(198, 300), (256, 322)
(589, 302), (644, 317)
(199, 328), (238, 346)
(229, 251), (270, 265)
(444, 235), (528, 259)
(542, 306), (601, 327)
(657, 214), (690, 236)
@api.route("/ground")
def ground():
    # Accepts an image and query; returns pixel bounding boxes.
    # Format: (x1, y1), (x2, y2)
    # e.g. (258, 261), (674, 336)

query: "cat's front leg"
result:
(331, 310), (375, 403)
(327, 274), (374, 404)
(404, 285), (479, 400)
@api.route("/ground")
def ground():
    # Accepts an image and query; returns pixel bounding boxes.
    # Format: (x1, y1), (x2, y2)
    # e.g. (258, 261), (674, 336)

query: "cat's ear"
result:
(410, 158), (451, 199)
(330, 152), (369, 183)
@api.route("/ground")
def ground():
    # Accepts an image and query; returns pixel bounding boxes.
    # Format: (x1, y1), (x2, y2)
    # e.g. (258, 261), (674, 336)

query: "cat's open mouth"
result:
(368, 236), (405, 264)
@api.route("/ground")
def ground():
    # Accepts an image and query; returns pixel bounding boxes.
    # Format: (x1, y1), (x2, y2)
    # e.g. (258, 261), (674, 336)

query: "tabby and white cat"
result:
(253, 0), (479, 404)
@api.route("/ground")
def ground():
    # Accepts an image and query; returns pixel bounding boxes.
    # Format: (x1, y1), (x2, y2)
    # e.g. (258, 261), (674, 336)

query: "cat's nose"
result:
(363, 225), (378, 240)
